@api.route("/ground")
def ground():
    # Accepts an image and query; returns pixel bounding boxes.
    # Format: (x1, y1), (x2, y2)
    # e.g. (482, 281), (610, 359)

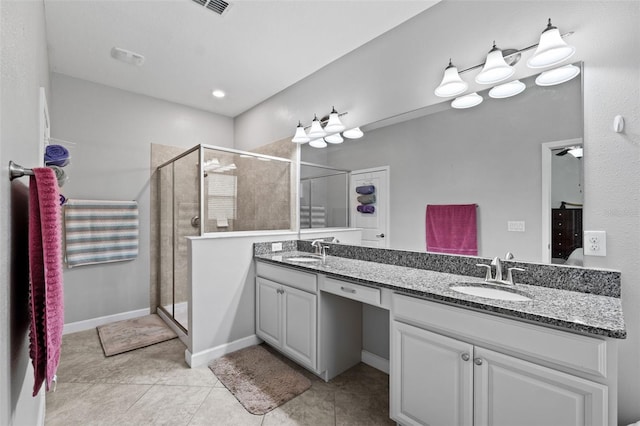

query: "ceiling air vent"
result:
(191, 0), (231, 16)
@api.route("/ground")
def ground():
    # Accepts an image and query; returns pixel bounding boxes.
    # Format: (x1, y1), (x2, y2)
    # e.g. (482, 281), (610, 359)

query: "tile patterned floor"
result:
(46, 329), (394, 425)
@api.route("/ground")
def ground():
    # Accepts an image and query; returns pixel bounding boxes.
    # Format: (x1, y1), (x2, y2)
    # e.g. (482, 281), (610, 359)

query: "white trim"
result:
(185, 334), (261, 368)
(361, 350), (390, 374)
(62, 308), (150, 335)
(541, 138), (583, 263)
(36, 392), (45, 426)
(350, 166), (391, 248)
(156, 306), (188, 346)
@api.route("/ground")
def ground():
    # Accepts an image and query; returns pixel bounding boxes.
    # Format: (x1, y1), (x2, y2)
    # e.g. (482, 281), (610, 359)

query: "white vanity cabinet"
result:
(256, 261), (317, 371)
(391, 293), (616, 426)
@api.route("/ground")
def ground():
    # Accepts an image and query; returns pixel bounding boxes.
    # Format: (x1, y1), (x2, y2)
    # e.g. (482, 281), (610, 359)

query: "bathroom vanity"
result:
(254, 242), (625, 426)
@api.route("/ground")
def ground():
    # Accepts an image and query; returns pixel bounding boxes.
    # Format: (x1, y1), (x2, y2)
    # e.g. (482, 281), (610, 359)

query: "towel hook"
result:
(9, 161), (34, 181)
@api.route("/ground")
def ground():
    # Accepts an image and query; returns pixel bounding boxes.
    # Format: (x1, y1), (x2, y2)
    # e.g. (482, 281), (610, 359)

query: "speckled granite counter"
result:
(255, 250), (626, 339)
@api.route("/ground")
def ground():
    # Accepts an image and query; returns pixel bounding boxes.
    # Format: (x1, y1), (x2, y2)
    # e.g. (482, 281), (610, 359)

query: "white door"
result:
(282, 285), (317, 370)
(350, 167), (389, 247)
(256, 278), (282, 348)
(391, 321), (474, 426)
(473, 347), (607, 426)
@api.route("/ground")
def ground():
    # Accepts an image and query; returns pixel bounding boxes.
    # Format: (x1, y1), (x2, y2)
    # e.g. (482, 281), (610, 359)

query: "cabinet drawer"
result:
(392, 293), (608, 378)
(321, 277), (381, 306)
(256, 261), (317, 294)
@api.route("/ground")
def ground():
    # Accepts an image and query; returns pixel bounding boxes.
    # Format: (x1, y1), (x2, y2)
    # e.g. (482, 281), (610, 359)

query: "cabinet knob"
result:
(474, 358), (483, 366)
(461, 353), (470, 361)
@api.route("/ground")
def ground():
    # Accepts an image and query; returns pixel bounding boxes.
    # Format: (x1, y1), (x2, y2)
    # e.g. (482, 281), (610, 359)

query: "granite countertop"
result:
(255, 250), (626, 339)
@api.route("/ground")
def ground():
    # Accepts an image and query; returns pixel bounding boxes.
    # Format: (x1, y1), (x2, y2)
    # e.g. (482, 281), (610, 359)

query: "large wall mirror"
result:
(301, 63), (583, 264)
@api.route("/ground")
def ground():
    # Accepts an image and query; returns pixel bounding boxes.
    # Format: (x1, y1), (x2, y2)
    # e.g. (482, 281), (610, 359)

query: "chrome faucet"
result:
(476, 255), (525, 285)
(311, 240), (323, 255)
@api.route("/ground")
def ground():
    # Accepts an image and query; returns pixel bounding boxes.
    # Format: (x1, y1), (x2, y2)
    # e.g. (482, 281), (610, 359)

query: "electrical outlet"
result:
(583, 231), (606, 256)
(271, 242), (283, 252)
(507, 221), (525, 232)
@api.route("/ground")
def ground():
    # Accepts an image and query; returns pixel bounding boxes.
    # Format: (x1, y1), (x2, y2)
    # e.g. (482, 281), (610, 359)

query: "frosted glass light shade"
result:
(309, 138), (327, 148)
(343, 127), (363, 139)
(324, 108), (345, 133)
(488, 80), (526, 99)
(325, 133), (344, 144)
(527, 20), (575, 69)
(307, 115), (326, 138)
(451, 92), (483, 109)
(475, 45), (514, 85)
(535, 64), (580, 86)
(291, 122), (310, 143)
(435, 61), (468, 97)
(568, 147), (583, 158)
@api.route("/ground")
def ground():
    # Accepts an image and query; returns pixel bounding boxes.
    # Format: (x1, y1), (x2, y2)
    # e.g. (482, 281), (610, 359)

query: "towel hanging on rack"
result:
(64, 199), (139, 268)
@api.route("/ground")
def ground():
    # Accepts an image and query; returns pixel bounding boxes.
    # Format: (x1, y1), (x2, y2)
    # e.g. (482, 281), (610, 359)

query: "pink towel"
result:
(29, 168), (64, 396)
(426, 204), (478, 255)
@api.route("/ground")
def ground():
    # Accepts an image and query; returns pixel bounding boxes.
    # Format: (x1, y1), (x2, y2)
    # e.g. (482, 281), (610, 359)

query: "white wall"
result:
(50, 74), (234, 323)
(234, 1), (640, 422)
(0, 1), (50, 424)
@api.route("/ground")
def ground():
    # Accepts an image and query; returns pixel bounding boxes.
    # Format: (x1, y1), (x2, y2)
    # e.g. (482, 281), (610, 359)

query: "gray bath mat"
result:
(97, 314), (177, 356)
(209, 345), (311, 415)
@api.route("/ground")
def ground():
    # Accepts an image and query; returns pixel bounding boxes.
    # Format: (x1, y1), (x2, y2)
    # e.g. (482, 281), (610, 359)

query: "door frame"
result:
(350, 166), (390, 248)
(540, 138), (583, 263)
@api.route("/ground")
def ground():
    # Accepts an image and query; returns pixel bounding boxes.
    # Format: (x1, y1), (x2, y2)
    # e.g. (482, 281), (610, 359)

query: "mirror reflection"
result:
(301, 64), (583, 263)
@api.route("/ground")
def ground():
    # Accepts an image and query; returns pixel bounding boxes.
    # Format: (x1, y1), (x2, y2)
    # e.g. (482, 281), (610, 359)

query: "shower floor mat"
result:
(97, 314), (177, 356)
(209, 344), (311, 415)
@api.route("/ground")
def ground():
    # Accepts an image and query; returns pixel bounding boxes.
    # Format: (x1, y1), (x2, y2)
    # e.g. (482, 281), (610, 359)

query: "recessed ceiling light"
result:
(212, 89), (226, 98)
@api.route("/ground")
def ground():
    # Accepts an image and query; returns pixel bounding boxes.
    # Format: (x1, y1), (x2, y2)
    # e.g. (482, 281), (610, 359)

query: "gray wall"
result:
(50, 74), (234, 323)
(318, 75), (581, 261)
(0, 0), (50, 424)
(235, 2), (640, 422)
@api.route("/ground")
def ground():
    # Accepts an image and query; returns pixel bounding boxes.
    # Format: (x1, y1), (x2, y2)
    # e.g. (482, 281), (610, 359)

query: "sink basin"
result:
(285, 256), (322, 263)
(449, 283), (532, 302)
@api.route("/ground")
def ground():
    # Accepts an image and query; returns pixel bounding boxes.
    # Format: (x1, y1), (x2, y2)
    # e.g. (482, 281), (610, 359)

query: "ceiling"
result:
(43, 0), (438, 118)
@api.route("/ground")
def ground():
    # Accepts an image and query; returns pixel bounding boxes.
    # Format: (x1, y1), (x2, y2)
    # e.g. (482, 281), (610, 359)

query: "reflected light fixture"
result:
(325, 133), (344, 144)
(434, 60), (468, 97)
(451, 92), (483, 109)
(307, 115), (327, 138)
(568, 147), (583, 158)
(291, 121), (310, 144)
(343, 127), (364, 139)
(535, 64), (580, 86)
(475, 42), (515, 84)
(527, 19), (576, 69)
(309, 138), (328, 148)
(488, 80), (526, 99)
(324, 107), (346, 133)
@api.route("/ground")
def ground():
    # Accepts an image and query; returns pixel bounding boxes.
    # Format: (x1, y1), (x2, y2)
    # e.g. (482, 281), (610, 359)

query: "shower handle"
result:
(191, 215), (200, 228)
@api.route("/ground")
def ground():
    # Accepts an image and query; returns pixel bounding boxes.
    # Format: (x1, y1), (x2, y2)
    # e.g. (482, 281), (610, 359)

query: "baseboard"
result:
(186, 335), (262, 368)
(62, 308), (150, 335)
(361, 350), (389, 374)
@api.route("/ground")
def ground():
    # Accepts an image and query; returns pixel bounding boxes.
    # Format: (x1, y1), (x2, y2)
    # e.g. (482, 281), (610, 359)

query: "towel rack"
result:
(9, 161), (35, 181)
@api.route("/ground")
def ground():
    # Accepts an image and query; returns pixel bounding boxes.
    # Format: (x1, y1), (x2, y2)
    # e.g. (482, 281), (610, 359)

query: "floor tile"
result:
(187, 388), (263, 426)
(262, 387), (336, 426)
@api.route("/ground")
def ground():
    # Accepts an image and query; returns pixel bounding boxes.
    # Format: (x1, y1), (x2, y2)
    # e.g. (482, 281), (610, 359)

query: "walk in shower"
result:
(156, 144), (294, 332)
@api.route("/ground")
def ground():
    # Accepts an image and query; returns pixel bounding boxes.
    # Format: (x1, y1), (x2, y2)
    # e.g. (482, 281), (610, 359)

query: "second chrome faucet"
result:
(476, 254), (525, 285)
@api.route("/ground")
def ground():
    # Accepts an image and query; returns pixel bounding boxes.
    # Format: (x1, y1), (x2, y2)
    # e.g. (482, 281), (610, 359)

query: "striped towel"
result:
(64, 199), (139, 268)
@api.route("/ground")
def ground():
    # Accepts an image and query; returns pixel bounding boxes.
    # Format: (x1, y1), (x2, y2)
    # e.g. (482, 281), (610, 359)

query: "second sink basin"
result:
(449, 283), (532, 302)
(285, 256), (322, 263)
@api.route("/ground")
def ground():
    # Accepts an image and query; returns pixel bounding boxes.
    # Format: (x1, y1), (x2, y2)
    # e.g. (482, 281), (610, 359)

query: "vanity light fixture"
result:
(488, 80), (526, 99)
(527, 19), (576, 69)
(342, 127), (364, 139)
(434, 60), (468, 97)
(324, 107), (346, 133)
(324, 133), (344, 144)
(291, 121), (310, 144)
(307, 115), (326, 139)
(568, 147), (583, 158)
(290, 108), (364, 147)
(435, 19), (574, 104)
(451, 92), (483, 109)
(535, 64), (580, 86)
(309, 138), (328, 148)
(475, 42), (515, 85)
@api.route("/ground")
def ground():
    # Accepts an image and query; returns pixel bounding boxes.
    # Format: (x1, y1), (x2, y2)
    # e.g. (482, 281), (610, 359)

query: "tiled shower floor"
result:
(45, 329), (393, 425)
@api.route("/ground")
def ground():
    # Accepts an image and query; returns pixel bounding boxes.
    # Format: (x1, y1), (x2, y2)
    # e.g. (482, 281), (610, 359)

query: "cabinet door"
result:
(256, 277), (282, 347)
(391, 321), (473, 426)
(473, 347), (608, 426)
(282, 285), (317, 370)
